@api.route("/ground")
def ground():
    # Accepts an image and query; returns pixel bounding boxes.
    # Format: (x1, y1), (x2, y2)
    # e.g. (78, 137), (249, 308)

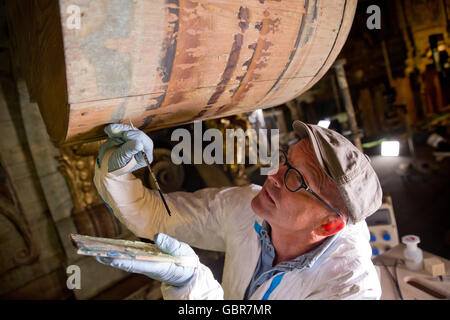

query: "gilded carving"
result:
(205, 115), (253, 186)
(57, 141), (122, 237)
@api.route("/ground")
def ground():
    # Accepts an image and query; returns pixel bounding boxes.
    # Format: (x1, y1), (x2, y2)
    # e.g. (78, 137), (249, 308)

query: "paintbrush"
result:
(128, 120), (172, 217)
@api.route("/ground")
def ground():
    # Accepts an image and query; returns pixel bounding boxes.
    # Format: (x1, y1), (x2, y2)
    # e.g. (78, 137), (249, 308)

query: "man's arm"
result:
(304, 265), (382, 300)
(93, 147), (227, 252)
(302, 237), (382, 300)
(92, 124), (229, 299)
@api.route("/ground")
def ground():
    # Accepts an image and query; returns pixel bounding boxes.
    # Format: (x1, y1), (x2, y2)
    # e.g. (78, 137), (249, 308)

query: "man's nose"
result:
(268, 166), (286, 188)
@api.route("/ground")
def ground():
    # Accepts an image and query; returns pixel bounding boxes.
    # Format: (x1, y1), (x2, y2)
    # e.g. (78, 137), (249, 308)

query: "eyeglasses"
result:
(274, 150), (342, 218)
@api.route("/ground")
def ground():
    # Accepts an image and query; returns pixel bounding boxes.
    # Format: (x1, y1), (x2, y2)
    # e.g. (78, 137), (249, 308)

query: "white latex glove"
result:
(97, 123), (154, 174)
(96, 233), (199, 287)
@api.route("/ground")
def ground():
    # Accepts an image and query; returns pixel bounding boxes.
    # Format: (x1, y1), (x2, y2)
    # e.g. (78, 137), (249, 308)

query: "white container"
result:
(401, 235), (423, 271)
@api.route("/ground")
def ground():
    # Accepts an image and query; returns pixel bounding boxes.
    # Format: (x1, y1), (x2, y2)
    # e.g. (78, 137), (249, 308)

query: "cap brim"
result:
(292, 120), (328, 176)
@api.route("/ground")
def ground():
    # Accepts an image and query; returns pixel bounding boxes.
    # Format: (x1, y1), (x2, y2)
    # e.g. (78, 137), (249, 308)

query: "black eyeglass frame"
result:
(278, 150), (343, 218)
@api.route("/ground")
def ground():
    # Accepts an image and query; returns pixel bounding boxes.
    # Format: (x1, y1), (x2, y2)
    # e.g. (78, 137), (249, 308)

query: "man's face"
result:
(251, 139), (335, 232)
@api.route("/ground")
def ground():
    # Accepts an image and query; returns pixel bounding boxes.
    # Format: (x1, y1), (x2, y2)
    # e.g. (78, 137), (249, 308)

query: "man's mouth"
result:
(263, 188), (276, 206)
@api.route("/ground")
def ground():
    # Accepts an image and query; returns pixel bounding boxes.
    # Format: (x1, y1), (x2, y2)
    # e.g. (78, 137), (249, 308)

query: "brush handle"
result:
(127, 121), (171, 217)
(143, 153), (172, 217)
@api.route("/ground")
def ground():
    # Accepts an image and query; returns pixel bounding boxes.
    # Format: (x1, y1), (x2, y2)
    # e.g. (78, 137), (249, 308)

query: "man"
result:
(93, 121), (382, 300)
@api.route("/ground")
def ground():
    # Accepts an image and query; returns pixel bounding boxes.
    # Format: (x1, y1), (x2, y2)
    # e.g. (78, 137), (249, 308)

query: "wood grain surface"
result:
(7, 0), (357, 145)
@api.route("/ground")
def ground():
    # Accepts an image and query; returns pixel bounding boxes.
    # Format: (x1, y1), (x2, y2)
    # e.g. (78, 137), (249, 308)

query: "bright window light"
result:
(317, 120), (331, 128)
(381, 141), (400, 157)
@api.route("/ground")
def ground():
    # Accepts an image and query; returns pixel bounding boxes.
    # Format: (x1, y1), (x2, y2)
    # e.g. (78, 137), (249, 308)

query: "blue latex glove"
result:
(96, 233), (199, 287)
(97, 123), (154, 173)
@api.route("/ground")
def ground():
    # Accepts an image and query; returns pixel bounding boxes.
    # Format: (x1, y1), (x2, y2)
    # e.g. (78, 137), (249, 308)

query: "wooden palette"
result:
(70, 234), (199, 267)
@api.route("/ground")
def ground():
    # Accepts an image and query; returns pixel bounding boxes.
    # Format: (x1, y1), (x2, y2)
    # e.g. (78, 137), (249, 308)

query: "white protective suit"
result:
(94, 148), (382, 300)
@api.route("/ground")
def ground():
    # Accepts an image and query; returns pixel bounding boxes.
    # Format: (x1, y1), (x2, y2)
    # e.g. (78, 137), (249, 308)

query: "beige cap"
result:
(292, 121), (382, 224)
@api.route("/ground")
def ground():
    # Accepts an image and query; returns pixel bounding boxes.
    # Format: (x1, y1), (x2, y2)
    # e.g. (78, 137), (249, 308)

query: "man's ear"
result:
(315, 215), (345, 237)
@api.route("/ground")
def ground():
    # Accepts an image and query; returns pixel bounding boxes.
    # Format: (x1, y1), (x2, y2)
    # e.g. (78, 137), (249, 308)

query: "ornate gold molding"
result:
(57, 141), (122, 238)
(205, 115), (252, 186)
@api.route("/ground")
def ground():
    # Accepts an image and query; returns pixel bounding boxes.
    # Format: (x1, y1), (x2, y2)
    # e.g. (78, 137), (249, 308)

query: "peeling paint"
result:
(159, 0), (180, 85)
(82, 0), (134, 121)
(146, 94), (166, 111)
(141, 114), (157, 129)
(208, 33), (243, 105)
(191, 6), (250, 121)
(238, 7), (250, 32)
(141, 0), (180, 119)
(217, 9), (276, 115)
(299, 0), (318, 47)
(264, 0), (318, 97)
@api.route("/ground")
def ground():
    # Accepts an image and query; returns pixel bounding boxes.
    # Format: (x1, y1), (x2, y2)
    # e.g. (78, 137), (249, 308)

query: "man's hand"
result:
(97, 123), (154, 174)
(96, 233), (199, 287)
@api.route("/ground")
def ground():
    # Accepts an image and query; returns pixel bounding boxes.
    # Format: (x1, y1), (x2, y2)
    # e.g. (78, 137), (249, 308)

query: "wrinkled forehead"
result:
(287, 138), (313, 158)
(287, 138), (323, 172)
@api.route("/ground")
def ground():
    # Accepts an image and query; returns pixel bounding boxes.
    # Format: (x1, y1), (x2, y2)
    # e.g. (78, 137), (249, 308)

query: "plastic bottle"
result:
(401, 235), (423, 271)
